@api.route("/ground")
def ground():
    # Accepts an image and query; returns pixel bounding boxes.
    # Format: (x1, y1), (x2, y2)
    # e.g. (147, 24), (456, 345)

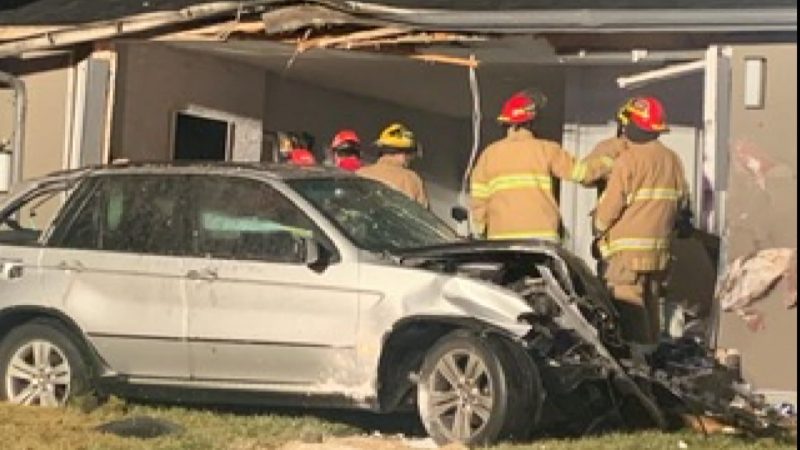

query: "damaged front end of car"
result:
(399, 240), (789, 438)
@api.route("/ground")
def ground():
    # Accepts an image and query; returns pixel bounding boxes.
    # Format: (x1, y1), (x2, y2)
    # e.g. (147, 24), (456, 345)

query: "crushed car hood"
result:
(395, 239), (617, 319)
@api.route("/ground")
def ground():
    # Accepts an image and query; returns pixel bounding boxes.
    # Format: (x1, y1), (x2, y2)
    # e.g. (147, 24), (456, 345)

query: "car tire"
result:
(417, 329), (536, 446)
(0, 319), (93, 407)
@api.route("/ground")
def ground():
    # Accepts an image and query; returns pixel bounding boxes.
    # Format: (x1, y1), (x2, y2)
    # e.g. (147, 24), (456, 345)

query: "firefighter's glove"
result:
(590, 237), (603, 261)
(675, 208), (694, 239)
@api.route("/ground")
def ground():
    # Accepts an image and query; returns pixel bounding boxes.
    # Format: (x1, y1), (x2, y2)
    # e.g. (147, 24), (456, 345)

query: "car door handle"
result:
(186, 268), (218, 281)
(57, 260), (85, 272)
(0, 261), (23, 280)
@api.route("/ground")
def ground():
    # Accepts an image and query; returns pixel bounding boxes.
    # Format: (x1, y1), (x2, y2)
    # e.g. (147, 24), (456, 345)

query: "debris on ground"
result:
(681, 414), (738, 434)
(95, 415), (185, 438)
(278, 436), (467, 450)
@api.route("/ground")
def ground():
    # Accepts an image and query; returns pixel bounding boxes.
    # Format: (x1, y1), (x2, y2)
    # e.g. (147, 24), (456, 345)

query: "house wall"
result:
(111, 42), (265, 161)
(0, 89), (12, 146)
(0, 52), (72, 183)
(717, 43), (797, 401)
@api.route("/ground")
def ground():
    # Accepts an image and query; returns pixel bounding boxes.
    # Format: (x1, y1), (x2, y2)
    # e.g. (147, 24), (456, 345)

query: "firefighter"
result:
(277, 132), (316, 166)
(329, 129), (363, 172)
(469, 90), (580, 242)
(357, 123), (428, 207)
(593, 96), (689, 346)
(573, 102), (631, 187)
(574, 102), (633, 272)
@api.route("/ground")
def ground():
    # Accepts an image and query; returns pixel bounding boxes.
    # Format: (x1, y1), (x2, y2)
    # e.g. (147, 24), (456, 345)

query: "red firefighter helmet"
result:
(498, 90), (546, 125)
(289, 148), (316, 166)
(618, 96), (669, 133)
(330, 129), (360, 151)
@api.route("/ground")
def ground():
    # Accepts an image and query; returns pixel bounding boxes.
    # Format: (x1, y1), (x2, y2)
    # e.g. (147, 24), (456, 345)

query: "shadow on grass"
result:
(123, 398), (428, 438)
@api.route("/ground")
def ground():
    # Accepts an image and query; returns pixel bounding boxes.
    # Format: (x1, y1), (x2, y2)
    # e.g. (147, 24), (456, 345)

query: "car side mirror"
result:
(451, 206), (468, 223)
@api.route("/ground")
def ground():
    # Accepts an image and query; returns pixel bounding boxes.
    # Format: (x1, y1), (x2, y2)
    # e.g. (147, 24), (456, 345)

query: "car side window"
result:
(187, 176), (316, 263)
(0, 182), (76, 246)
(56, 175), (189, 256)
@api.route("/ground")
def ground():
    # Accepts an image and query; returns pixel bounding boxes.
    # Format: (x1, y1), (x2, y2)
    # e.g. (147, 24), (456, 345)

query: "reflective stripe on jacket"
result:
(357, 156), (429, 207)
(573, 137), (628, 185)
(469, 127), (578, 242)
(594, 140), (689, 271)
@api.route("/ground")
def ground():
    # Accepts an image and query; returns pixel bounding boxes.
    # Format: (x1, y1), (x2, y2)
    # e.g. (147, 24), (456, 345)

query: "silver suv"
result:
(0, 164), (770, 445)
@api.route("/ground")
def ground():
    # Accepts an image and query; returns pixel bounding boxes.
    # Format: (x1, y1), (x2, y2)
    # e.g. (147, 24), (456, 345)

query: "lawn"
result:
(0, 399), (794, 450)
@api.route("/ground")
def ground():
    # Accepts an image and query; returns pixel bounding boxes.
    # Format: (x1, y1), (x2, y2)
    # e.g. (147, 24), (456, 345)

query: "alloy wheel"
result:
(4, 339), (71, 407)
(426, 349), (494, 441)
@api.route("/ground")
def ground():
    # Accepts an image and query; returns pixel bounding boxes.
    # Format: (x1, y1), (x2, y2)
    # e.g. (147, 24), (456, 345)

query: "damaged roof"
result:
(0, 0), (230, 25)
(342, 0), (797, 9)
(0, 0), (795, 26)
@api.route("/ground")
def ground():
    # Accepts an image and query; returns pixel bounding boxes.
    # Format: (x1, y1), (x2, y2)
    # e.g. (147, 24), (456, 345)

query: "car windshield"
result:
(288, 177), (459, 253)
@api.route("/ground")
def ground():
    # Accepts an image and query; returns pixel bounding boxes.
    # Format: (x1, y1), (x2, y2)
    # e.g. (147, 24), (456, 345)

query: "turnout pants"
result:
(604, 258), (666, 345)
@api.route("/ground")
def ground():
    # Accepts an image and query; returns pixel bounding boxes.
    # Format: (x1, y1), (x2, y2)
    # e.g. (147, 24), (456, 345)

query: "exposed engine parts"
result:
(399, 241), (792, 438)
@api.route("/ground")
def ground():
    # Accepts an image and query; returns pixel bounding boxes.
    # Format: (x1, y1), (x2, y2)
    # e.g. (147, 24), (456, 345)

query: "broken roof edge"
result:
(1, 0), (795, 59)
(340, 5), (798, 33)
(0, 0), (287, 57)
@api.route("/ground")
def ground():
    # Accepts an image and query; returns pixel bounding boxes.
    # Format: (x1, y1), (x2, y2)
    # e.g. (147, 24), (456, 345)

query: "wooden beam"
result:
(152, 20), (265, 41)
(0, 26), (65, 42)
(410, 53), (480, 68)
(296, 26), (410, 52)
(336, 32), (486, 49)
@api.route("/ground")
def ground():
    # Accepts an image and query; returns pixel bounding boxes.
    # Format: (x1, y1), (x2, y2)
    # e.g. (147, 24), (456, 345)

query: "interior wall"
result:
(262, 71), (472, 224)
(717, 44), (797, 398)
(261, 61), (566, 228)
(111, 42), (265, 161)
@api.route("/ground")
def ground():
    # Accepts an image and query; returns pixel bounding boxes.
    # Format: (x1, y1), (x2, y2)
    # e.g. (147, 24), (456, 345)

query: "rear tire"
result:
(417, 330), (537, 446)
(0, 320), (93, 407)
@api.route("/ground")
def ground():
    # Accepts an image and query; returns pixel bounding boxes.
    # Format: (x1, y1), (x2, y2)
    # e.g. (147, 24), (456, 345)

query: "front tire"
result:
(417, 330), (535, 446)
(0, 320), (92, 407)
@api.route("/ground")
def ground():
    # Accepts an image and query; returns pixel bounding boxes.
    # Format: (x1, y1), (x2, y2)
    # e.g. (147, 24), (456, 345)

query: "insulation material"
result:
(716, 247), (796, 331)
(261, 5), (368, 35)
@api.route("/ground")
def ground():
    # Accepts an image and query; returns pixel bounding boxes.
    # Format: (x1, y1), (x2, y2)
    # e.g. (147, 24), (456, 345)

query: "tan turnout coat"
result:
(469, 127), (578, 242)
(594, 140), (689, 272)
(357, 156), (428, 207)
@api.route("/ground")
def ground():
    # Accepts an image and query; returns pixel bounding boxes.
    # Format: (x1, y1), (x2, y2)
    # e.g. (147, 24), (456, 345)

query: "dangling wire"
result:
(459, 55), (481, 235)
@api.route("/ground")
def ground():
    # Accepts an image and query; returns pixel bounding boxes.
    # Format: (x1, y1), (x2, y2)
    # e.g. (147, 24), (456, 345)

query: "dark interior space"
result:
(174, 112), (229, 161)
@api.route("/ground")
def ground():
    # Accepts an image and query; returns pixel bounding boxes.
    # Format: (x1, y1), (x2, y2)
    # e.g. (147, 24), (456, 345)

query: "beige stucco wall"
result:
(0, 89), (12, 147)
(718, 44), (797, 395)
(20, 55), (71, 180)
(0, 53), (71, 184)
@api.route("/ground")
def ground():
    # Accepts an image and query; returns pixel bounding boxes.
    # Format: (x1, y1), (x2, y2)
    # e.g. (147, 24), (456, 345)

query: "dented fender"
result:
(439, 276), (533, 337)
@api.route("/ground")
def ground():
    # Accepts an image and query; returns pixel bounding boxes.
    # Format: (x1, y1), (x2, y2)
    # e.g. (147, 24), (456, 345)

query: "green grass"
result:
(0, 399), (794, 450)
(0, 398), (357, 450)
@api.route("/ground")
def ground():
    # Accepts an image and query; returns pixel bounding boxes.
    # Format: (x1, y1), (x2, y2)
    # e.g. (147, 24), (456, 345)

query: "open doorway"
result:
(173, 111), (232, 161)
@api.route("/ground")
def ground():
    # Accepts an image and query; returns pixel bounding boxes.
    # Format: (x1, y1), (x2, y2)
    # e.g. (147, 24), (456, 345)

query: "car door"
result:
(182, 175), (360, 387)
(41, 174), (191, 380)
(0, 180), (76, 318)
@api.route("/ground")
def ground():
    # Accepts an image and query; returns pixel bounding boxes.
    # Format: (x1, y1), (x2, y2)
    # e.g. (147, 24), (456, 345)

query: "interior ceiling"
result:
(166, 39), (574, 118)
(168, 40), (472, 117)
